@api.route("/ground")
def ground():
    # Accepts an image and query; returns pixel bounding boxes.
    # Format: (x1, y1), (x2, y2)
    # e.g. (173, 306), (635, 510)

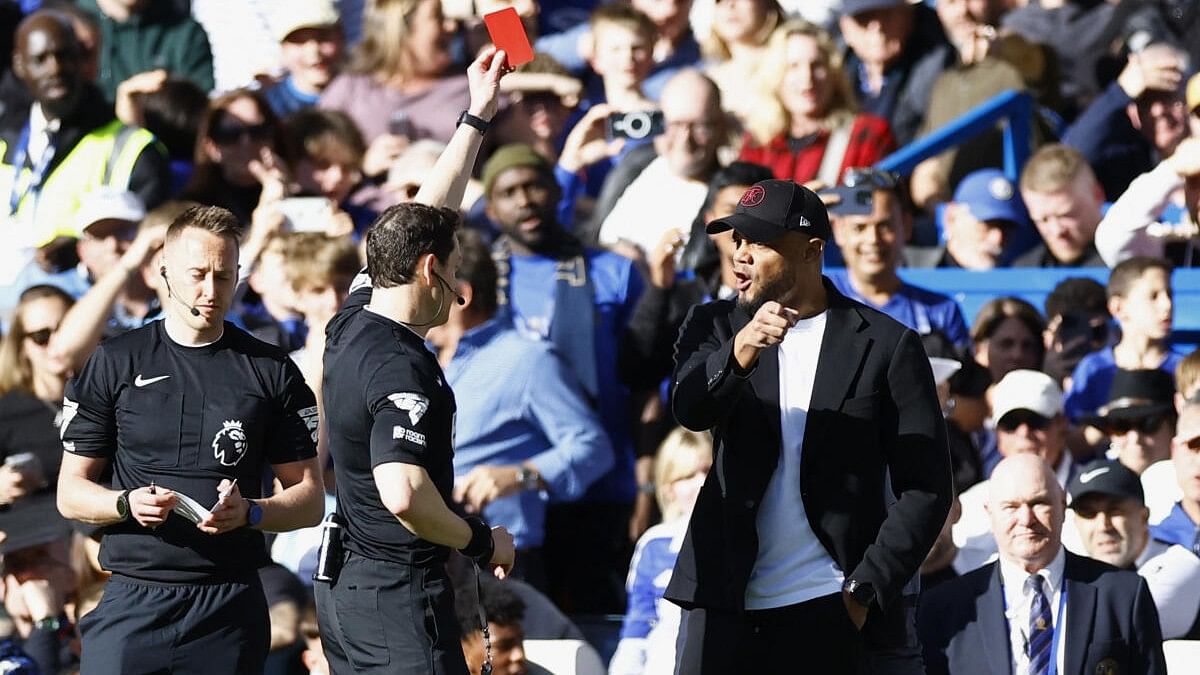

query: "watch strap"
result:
(456, 110), (489, 135)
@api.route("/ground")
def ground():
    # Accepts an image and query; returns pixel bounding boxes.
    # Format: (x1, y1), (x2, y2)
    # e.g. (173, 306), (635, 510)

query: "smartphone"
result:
(278, 197), (334, 233)
(819, 185), (875, 217)
(606, 111), (665, 141)
(483, 7), (534, 68)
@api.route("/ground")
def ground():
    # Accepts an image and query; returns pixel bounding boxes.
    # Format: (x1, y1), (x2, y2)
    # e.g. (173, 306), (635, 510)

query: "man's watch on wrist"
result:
(245, 499), (263, 528)
(843, 579), (875, 608)
(116, 489), (133, 522)
(515, 466), (540, 491)
(456, 110), (489, 135)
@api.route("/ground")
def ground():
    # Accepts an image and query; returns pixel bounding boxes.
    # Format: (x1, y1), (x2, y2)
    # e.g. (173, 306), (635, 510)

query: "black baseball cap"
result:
(1066, 459), (1145, 507)
(706, 179), (831, 243)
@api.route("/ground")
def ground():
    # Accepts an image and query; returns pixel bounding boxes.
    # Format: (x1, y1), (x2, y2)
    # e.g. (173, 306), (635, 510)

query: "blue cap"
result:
(952, 169), (1029, 227)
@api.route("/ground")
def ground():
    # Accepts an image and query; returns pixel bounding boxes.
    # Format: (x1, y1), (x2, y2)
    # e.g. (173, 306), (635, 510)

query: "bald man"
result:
(919, 455), (1166, 675)
(592, 69), (725, 253)
(1, 10), (171, 278)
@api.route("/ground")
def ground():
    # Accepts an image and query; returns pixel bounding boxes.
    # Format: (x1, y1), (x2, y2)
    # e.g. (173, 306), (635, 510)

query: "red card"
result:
(483, 7), (535, 68)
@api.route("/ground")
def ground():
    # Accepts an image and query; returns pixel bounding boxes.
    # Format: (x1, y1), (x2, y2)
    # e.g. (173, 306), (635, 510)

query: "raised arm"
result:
(415, 47), (507, 209)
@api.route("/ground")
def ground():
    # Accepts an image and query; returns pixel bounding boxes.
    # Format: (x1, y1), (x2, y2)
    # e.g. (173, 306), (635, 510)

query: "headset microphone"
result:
(435, 271), (465, 306)
(160, 267), (201, 317)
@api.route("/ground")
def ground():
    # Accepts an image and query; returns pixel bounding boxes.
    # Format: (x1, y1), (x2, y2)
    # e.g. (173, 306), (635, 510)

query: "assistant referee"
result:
(315, 47), (515, 675)
(57, 206), (326, 674)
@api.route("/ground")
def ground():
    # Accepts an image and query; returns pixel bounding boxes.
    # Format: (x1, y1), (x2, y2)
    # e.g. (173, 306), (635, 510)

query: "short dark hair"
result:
(701, 161), (775, 214)
(455, 576), (526, 636)
(138, 78), (209, 161)
(284, 108), (367, 169)
(1107, 256), (1172, 300)
(365, 203), (459, 288)
(165, 205), (242, 245)
(1044, 277), (1108, 321)
(456, 229), (498, 317)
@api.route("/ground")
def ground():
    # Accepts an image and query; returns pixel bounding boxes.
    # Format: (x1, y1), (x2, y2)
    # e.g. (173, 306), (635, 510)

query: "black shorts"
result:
(78, 573), (270, 675)
(315, 552), (468, 675)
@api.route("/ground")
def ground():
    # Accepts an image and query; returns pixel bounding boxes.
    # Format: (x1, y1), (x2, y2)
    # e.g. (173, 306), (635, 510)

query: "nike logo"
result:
(134, 374), (171, 387)
(1079, 467), (1110, 484)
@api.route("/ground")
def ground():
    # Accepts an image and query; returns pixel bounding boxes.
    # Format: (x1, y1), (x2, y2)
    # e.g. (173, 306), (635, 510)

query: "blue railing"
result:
(876, 89), (1034, 183)
(898, 268), (1200, 352)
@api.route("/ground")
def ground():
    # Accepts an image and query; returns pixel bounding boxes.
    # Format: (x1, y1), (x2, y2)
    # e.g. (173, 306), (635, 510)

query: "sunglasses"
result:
(1106, 414), (1168, 436)
(24, 327), (55, 346)
(997, 410), (1051, 433)
(210, 122), (272, 145)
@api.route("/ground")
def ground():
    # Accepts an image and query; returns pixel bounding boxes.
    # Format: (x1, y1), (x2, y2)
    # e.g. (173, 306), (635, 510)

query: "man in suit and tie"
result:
(918, 454), (1166, 675)
(667, 178), (953, 674)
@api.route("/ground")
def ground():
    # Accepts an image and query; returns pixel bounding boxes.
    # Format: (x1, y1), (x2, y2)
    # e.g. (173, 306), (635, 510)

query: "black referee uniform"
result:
(315, 275), (466, 675)
(61, 320), (318, 675)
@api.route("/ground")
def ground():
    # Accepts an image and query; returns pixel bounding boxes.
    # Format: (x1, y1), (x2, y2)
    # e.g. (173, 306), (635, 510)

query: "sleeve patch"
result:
(392, 425), (426, 446)
(387, 393), (429, 425)
(297, 405), (320, 442)
(60, 397), (78, 440)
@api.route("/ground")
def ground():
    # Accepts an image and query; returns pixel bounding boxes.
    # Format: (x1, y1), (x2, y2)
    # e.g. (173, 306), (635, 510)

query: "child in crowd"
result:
(610, 428), (712, 675)
(264, 0), (345, 117)
(282, 233), (361, 393)
(284, 108), (376, 232)
(587, 3), (657, 112)
(1065, 256), (1182, 425)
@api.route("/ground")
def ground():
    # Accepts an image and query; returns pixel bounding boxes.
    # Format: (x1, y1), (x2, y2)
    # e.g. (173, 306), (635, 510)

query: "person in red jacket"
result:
(738, 20), (895, 187)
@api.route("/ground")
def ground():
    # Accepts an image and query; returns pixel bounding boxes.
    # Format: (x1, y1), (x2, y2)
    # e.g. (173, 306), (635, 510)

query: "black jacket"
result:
(665, 279), (952, 615)
(918, 551), (1167, 675)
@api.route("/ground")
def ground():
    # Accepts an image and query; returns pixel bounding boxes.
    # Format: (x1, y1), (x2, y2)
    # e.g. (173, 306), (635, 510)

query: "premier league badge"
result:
(212, 419), (248, 466)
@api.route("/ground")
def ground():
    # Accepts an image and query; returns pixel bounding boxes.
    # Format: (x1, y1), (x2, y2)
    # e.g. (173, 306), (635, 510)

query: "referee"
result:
(57, 205), (326, 674)
(315, 47), (515, 675)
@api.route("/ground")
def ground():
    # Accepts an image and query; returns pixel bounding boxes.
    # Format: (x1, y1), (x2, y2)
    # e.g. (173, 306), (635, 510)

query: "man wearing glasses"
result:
(1086, 369), (1178, 475)
(952, 369), (1078, 574)
(824, 167), (972, 350)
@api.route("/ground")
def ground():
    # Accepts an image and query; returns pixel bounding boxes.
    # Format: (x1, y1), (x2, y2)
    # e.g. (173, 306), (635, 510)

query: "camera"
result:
(607, 111), (665, 141)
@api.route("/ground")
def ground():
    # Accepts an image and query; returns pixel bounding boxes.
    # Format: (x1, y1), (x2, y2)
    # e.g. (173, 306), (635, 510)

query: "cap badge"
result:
(740, 186), (766, 207)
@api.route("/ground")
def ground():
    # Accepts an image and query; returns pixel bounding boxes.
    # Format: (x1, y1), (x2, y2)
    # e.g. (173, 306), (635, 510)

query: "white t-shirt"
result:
(597, 157), (708, 258)
(745, 311), (844, 609)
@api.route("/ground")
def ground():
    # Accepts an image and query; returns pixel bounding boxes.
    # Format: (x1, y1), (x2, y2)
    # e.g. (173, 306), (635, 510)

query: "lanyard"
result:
(1002, 580), (1068, 675)
(7, 122), (57, 216)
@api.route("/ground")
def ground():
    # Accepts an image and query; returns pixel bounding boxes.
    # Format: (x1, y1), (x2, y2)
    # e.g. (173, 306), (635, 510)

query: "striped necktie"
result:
(1025, 575), (1053, 675)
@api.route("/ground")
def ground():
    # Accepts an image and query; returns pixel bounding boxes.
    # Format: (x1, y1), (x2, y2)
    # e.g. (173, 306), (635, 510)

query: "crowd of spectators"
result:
(2, 0), (1200, 673)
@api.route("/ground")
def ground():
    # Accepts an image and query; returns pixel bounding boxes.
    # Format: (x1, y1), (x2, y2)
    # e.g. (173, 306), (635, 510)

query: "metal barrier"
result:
(875, 89), (1034, 183)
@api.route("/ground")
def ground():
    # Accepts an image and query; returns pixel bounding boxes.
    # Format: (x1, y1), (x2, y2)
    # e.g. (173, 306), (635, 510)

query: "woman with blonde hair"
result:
(700, 0), (782, 124)
(611, 427), (712, 675)
(738, 20), (895, 186)
(320, 0), (470, 178)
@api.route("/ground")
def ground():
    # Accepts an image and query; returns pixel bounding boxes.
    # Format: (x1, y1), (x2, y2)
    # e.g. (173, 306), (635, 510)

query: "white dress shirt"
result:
(999, 547), (1067, 675)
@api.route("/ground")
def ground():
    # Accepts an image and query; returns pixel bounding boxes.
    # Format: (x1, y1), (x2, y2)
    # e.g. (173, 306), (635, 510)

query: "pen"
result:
(149, 481), (157, 494)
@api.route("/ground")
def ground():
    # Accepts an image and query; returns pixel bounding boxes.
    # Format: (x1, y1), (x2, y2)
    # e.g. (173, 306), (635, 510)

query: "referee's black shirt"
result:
(323, 274), (457, 567)
(61, 321), (318, 582)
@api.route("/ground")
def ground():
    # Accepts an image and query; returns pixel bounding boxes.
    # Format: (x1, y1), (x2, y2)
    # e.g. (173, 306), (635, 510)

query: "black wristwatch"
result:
(456, 110), (489, 135)
(843, 579), (875, 608)
(116, 488), (133, 522)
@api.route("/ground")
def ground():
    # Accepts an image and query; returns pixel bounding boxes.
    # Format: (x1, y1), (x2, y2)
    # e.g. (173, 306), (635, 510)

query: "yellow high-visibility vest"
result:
(0, 119), (161, 248)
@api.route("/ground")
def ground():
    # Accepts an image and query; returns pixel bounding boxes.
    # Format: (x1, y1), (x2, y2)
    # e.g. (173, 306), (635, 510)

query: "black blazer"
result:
(918, 551), (1167, 675)
(665, 279), (952, 614)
